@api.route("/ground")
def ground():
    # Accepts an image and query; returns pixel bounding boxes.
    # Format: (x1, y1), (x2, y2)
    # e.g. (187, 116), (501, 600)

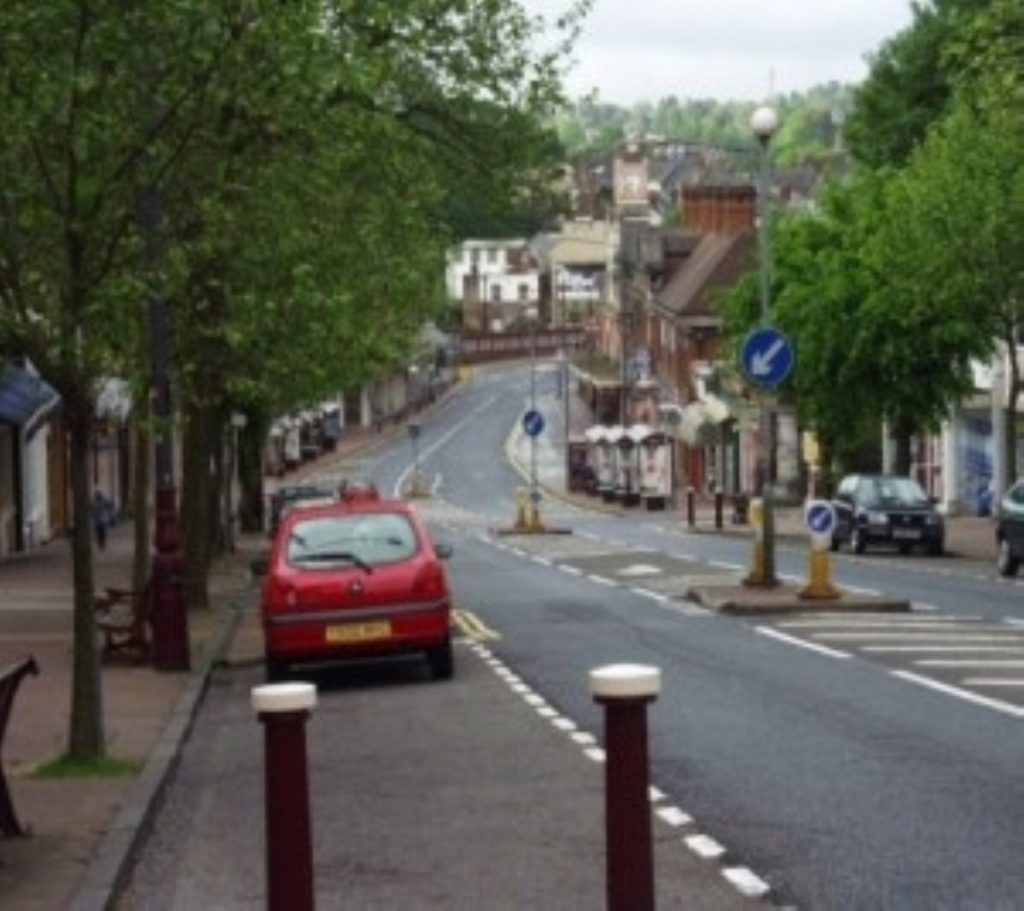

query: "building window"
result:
(470, 248), (480, 265)
(487, 247), (498, 264)
(518, 284), (529, 302)
(491, 285), (502, 302)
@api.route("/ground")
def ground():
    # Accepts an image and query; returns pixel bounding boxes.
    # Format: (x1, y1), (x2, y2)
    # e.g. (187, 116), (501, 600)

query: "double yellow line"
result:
(454, 607), (501, 642)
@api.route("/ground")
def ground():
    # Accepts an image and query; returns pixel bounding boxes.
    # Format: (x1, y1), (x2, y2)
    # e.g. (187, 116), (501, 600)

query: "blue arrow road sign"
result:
(523, 409), (545, 438)
(805, 500), (836, 536)
(741, 327), (795, 390)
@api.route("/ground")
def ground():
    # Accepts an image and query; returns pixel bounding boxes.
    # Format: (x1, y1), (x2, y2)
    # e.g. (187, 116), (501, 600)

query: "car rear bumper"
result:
(264, 600), (451, 661)
(863, 523), (944, 546)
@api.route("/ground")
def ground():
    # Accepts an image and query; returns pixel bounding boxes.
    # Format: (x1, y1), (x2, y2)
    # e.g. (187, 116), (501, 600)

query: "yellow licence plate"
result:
(325, 621), (392, 644)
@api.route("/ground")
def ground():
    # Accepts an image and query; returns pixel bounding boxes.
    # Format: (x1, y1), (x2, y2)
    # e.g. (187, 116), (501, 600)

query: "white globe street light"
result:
(750, 106), (779, 144)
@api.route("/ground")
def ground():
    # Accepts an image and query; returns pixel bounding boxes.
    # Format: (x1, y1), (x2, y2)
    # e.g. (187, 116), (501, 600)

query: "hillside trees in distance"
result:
(553, 82), (852, 165)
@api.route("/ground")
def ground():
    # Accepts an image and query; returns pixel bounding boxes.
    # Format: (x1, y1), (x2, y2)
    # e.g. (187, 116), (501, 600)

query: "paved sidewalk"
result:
(0, 519), (258, 911)
(0, 419), (399, 911)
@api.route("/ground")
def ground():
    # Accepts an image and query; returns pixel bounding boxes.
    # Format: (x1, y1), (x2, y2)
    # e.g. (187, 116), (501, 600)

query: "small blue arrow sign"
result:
(805, 500), (836, 536)
(741, 327), (795, 390)
(523, 409), (545, 438)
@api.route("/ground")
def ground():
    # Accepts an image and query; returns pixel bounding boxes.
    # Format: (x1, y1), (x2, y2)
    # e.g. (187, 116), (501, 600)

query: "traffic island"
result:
(494, 521), (573, 537)
(686, 581), (911, 615)
(493, 487), (573, 536)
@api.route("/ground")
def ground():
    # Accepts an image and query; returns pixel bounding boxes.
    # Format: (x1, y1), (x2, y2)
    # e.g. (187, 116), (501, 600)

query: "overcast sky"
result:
(520, 0), (915, 103)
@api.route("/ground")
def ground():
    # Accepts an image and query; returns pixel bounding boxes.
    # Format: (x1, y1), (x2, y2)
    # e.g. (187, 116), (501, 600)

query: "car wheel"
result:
(852, 527), (867, 554)
(998, 538), (1020, 577)
(265, 656), (288, 683)
(927, 539), (944, 557)
(427, 642), (454, 681)
(830, 535), (841, 552)
(898, 543), (913, 555)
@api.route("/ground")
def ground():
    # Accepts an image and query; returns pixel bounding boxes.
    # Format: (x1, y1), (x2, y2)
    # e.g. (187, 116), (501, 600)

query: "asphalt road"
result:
(386, 365), (1024, 908)
(123, 364), (1024, 909)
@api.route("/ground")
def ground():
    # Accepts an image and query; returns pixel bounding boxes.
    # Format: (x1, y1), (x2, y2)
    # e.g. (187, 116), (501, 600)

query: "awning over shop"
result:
(658, 394), (732, 445)
(0, 365), (60, 437)
(96, 378), (132, 422)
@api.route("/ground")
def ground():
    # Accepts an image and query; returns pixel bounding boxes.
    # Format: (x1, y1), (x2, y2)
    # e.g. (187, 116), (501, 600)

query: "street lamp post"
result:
(407, 364), (426, 497)
(527, 306), (539, 516)
(141, 182), (190, 670)
(750, 104), (779, 587)
(559, 348), (570, 487)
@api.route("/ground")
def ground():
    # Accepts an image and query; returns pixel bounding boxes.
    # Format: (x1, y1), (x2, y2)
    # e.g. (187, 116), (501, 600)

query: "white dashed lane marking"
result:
(467, 642), (775, 904)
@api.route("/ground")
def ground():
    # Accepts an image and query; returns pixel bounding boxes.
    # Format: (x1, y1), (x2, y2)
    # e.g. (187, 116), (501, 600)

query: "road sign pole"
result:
(530, 320), (538, 517)
(762, 403), (777, 586)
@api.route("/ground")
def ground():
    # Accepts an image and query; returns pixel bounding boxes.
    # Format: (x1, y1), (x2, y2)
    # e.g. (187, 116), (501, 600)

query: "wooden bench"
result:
(94, 581), (152, 664)
(0, 655), (39, 838)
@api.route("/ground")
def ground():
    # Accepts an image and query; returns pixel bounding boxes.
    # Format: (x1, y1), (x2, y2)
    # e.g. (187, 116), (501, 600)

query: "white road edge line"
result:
(469, 647), (773, 906)
(686, 834), (726, 860)
(757, 627), (851, 659)
(631, 587), (668, 603)
(656, 806), (692, 827)
(392, 394), (498, 497)
(722, 867), (772, 899)
(891, 670), (1024, 719)
(708, 560), (743, 571)
(588, 575), (617, 587)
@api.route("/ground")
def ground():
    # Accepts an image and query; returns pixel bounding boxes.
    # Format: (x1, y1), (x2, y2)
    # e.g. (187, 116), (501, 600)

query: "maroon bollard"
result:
(590, 664), (662, 911)
(252, 682), (317, 911)
(686, 487), (696, 528)
(714, 491), (724, 529)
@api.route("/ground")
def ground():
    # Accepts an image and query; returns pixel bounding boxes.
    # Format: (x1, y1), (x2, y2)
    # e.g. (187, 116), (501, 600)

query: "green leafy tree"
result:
(884, 71), (1024, 479)
(844, 0), (996, 168)
(0, 0), (267, 760)
(723, 172), (992, 480)
(0, 0), (586, 759)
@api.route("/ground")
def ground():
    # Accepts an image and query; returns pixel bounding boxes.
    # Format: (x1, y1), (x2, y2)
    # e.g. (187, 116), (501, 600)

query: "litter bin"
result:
(732, 493), (749, 525)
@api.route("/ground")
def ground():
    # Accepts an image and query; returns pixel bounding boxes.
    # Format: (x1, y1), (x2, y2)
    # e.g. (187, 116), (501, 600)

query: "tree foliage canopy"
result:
(0, 0), (587, 758)
(723, 0), (1023, 479)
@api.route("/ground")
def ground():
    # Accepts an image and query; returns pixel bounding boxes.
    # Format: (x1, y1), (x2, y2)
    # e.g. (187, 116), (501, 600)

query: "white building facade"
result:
(446, 239), (541, 332)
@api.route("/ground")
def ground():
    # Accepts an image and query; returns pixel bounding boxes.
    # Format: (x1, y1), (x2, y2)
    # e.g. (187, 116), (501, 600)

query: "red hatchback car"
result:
(260, 499), (454, 681)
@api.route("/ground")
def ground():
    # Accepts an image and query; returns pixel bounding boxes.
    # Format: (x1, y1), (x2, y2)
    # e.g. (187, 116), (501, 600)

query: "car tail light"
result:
(412, 561), (446, 600)
(267, 576), (298, 611)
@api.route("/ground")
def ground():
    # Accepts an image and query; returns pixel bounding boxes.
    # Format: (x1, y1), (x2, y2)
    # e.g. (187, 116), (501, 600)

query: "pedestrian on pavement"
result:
(91, 488), (113, 551)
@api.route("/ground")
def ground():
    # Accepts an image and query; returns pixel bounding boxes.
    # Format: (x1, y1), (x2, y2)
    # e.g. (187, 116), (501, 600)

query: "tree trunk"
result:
(208, 422), (224, 561)
(67, 406), (105, 760)
(181, 403), (211, 609)
(238, 414), (267, 532)
(892, 420), (913, 476)
(131, 405), (151, 596)
(181, 401), (223, 608)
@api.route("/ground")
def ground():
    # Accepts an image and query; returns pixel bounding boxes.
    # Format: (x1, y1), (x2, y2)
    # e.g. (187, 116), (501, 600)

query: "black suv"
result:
(831, 474), (944, 555)
(268, 483), (337, 536)
(996, 479), (1024, 576)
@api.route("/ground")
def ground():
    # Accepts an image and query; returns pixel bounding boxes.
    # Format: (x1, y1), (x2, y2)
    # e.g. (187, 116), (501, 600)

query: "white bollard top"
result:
(251, 682), (317, 714)
(589, 664), (661, 700)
